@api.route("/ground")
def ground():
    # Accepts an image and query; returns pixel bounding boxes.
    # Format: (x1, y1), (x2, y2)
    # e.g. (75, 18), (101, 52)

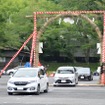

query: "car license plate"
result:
(61, 80), (66, 83)
(80, 76), (84, 79)
(18, 87), (23, 90)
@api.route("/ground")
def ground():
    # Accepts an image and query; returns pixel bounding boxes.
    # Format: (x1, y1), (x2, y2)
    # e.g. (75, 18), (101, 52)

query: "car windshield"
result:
(77, 68), (90, 74)
(13, 69), (37, 77)
(57, 69), (74, 74)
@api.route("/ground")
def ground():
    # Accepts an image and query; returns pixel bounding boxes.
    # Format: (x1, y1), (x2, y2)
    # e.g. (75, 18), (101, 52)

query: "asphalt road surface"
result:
(0, 75), (105, 105)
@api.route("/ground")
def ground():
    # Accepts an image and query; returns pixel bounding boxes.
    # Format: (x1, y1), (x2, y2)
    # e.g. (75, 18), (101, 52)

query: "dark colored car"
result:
(77, 67), (93, 81)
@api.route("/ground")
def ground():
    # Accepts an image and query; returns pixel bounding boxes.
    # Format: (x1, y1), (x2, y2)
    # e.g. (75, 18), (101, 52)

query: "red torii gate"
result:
(31, 10), (105, 66)
(0, 10), (105, 84)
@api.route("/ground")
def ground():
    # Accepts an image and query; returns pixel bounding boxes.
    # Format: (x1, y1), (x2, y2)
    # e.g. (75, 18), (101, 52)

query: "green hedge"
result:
(43, 62), (100, 74)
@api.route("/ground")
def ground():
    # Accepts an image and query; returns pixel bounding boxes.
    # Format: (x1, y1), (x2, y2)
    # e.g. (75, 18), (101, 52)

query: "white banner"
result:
(39, 42), (43, 53)
(97, 43), (101, 54)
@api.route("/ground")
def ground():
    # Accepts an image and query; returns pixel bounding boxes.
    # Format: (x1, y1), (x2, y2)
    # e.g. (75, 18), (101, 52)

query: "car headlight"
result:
(8, 81), (14, 84)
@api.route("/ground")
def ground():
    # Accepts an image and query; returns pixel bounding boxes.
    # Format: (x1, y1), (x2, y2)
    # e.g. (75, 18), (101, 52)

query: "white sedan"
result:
(53, 66), (78, 86)
(7, 67), (49, 95)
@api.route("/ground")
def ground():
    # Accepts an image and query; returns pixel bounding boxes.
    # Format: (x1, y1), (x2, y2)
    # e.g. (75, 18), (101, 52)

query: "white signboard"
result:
(97, 43), (101, 54)
(39, 42), (43, 53)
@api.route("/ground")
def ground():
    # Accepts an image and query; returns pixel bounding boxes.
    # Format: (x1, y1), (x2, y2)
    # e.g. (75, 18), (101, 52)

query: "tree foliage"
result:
(0, 0), (62, 48)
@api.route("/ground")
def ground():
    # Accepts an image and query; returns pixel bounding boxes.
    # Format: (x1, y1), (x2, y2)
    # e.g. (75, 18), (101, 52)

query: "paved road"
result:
(0, 75), (105, 105)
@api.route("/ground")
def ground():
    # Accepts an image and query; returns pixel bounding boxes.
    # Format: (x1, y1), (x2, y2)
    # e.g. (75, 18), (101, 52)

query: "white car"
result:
(7, 67), (49, 95)
(53, 66), (78, 86)
(6, 66), (24, 75)
(0, 70), (6, 75)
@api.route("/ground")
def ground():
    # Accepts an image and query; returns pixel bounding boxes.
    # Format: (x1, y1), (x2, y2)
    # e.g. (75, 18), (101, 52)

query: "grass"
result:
(43, 61), (100, 74)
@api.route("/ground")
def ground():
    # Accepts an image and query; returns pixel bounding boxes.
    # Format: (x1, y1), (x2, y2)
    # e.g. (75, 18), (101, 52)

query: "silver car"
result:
(53, 66), (78, 86)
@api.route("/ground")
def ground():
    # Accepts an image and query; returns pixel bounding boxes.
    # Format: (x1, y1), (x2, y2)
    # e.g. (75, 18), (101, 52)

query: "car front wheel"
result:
(35, 85), (40, 95)
(8, 92), (13, 95)
(44, 83), (49, 93)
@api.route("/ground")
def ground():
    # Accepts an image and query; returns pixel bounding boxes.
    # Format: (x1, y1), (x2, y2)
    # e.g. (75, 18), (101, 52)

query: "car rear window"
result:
(77, 68), (90, 74)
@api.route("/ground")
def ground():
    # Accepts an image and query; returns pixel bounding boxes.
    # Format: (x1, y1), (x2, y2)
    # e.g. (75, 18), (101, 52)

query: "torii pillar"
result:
(30, 12), (39, 67)
(101, 13), (105, 85)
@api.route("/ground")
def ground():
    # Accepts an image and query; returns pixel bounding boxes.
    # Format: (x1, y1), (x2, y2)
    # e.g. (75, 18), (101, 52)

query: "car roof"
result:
(57, 66), (74, 70)
(77, 67), (91, 72)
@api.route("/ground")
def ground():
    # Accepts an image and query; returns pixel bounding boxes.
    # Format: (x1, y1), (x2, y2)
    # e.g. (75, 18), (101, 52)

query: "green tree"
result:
(0, 0), (62, 49)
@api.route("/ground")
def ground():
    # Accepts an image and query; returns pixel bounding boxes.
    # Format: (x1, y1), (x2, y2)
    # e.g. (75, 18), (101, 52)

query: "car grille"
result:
(14, 81), (28, 86)
(55, 79), (72, 83)
(14, 88), (28, 90)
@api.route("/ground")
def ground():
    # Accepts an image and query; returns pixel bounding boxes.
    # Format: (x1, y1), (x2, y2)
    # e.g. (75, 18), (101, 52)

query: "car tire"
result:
(73, 79), (76, 87)
(76, 79), (78, 84)
(91, 76), (93, 81)
(88, 76), (92, 81)
(35, 85), (40, 95)
(8, 92), (13, 95)
(44, 83), (49, 93)
(9, 72), (13, 75)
